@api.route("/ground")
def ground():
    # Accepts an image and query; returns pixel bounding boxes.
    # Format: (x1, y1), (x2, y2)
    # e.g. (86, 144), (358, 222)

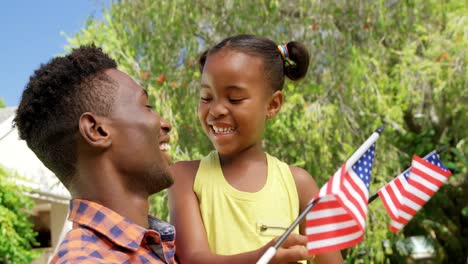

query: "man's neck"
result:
(71, 184), (151, 229)
(96, 195), (150, 228)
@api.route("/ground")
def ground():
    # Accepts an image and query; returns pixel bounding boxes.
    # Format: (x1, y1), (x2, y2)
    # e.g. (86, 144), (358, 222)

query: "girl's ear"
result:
(78, 112), (112, 149)
(267, 90), (283, 119)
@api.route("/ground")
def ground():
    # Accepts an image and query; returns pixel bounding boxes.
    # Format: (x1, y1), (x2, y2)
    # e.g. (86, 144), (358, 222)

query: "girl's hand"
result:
(265, 234), (309, 264)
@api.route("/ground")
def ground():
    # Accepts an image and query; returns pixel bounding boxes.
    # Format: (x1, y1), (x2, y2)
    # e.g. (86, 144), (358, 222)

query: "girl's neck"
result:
(217, 143), (268, 193)
(218, 143), (264, 166)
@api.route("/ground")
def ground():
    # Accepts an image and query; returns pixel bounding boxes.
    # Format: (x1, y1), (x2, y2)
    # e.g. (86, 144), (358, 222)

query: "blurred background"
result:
(0, 0), (466, 263)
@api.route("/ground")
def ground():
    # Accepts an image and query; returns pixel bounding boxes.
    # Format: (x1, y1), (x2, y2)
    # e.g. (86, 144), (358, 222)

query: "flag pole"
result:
(256, 198), (321, 264)
(256, 125), (386, 264)
(367, 145), (448, 204)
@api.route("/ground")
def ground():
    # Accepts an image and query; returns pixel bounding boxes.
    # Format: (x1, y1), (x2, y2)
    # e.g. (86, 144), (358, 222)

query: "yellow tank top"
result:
(194, 151), (300, 255)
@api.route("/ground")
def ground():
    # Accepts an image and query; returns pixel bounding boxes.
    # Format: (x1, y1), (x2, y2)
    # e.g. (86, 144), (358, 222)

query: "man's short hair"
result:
(14, 45), (117, 188)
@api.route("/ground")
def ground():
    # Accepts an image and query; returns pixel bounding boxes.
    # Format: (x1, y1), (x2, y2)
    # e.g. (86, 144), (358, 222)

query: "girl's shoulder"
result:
(171, 160), (201, 181)
(266, 154), (317, 187)
(169, 160), (201, 200)
(288, 165), (320, 207)
(288, 165), (317, 187)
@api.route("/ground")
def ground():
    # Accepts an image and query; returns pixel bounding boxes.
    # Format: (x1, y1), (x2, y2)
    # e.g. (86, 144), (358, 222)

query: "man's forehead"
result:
(105, 69), (131, 84)
(105, 69), (144, 94)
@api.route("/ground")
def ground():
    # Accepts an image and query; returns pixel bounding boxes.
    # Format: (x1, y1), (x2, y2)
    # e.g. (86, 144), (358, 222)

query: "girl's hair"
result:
(199, 34), (310, 91)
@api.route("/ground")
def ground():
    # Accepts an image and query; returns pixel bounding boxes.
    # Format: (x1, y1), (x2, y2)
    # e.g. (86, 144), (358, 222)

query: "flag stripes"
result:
(378, 152), (452, 232)
(306, 144), (375, 254)
(378, 174), (406, 220)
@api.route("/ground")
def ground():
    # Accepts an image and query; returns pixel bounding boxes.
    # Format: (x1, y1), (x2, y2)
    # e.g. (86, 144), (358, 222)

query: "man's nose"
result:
(160, 117), (172, 133)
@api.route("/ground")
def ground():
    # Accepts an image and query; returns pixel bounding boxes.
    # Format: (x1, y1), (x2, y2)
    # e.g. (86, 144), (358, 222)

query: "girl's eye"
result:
(146, 105), (154, 109)
(229, 98), (244, 104)
(200, 97), (212, 103)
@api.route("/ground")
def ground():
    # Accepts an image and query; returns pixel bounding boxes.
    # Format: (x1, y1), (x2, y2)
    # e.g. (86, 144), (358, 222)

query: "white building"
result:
(0, 107), (71, 264)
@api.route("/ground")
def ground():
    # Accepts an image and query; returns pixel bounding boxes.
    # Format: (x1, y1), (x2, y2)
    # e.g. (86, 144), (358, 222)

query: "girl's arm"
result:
(290, 165), (344, 264)
(169, 161), (309, 264)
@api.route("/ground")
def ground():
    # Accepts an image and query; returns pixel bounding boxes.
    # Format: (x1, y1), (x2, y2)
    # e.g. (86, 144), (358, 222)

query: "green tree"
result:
(66, 0), (467, 262)
(0, 97), (5, 108)
(0, 166), (38, 263)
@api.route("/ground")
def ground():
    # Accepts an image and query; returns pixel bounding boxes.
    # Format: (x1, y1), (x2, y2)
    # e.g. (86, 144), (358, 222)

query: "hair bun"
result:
(284, 41), (310, 80)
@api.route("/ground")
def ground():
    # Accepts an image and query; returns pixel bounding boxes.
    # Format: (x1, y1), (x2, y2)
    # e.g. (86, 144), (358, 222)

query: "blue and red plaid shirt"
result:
(50, 199), (177, 264)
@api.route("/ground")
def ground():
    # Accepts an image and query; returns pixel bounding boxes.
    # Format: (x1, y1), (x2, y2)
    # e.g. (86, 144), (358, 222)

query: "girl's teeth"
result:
(212, 126), (234, 134)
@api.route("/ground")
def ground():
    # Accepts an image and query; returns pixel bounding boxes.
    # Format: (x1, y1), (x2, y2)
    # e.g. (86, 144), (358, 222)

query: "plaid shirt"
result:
(50, 199), (177, 264)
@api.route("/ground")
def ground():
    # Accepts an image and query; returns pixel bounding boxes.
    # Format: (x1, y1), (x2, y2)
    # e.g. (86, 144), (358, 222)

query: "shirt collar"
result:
(68, 199), (172, 252)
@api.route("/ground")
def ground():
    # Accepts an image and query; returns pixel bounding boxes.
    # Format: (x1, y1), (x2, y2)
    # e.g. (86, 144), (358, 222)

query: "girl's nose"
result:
(209, 101), (228, 117)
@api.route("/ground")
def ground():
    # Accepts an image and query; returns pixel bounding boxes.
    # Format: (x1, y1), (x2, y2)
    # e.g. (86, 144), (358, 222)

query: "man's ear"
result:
(267, 90), (283, 119)
(78, 112), (111, 148)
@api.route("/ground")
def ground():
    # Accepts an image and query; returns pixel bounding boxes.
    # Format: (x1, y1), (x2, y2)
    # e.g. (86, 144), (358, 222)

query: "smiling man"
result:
(14, 46), (176, 263)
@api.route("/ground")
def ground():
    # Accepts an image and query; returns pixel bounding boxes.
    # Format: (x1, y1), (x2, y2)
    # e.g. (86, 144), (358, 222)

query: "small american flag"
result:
(377, 152), (451, 232)
(305, 144), (375, 254)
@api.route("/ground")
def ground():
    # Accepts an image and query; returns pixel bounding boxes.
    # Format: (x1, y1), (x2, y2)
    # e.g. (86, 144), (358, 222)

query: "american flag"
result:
(305, 143), (375, 254)
(377, 152), (451, 232)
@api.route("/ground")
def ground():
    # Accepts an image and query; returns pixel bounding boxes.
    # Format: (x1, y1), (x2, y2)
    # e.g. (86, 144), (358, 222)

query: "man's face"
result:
(105, 69), (173, 195)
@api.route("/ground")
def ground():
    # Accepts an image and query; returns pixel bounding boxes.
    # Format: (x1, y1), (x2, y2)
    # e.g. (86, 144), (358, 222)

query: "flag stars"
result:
(403, 171), (410, 179)
(428, 153), (449, 171)
(352, 143), (376, 187)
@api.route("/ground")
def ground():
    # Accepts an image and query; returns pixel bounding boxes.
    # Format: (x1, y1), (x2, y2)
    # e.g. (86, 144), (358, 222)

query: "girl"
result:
(169, 35), (343, 263)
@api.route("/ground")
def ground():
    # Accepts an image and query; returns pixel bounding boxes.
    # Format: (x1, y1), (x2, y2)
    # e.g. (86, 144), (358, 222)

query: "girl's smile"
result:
(209, 123), (238, 144)
(211, 124), (236, 134)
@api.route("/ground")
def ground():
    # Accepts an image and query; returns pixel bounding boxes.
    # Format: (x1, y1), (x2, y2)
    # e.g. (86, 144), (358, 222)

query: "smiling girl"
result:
(169, 35), (343, 264)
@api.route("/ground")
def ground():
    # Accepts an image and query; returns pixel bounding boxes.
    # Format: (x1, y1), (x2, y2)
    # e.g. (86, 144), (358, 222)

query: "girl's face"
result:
(198, 49), (281, 155)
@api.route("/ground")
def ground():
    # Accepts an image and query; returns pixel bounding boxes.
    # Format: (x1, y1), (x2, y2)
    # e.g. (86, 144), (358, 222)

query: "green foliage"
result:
(67, 0), (467, 262)
(0, 166), (38, 263)
(0, 97), (5, 108)
(149, 190), (169, 221)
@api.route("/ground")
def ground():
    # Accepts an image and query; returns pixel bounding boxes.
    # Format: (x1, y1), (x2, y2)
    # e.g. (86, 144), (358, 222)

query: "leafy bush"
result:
(0, 166), (38, 263)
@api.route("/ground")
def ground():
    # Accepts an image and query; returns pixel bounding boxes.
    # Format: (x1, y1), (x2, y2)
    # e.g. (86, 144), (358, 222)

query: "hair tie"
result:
(277, 44), (289, 59)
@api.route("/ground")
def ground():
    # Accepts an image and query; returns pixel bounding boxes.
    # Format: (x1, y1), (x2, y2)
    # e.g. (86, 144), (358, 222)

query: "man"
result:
(15, 45), (311, 264)
(14, 46), (176, 263)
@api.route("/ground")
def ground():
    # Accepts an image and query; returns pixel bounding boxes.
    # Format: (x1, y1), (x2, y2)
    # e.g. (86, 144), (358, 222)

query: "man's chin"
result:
(163, 152), (172, 165)
(161, 172), (174, 189)
(147, 170), (174, 194)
